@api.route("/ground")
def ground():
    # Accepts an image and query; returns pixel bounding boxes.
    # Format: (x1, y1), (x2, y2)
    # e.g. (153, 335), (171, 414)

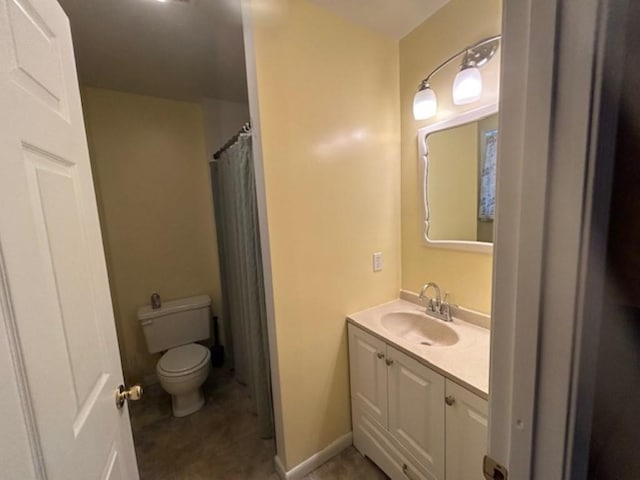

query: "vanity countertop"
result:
(347, 299), (490, 399)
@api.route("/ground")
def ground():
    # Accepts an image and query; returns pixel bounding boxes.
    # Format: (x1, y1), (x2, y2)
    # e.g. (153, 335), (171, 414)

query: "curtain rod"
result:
(212, 121), (252, 160)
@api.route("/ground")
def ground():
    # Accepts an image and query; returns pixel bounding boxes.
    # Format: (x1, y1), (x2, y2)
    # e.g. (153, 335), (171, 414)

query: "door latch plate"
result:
(483, 455), (508, 480)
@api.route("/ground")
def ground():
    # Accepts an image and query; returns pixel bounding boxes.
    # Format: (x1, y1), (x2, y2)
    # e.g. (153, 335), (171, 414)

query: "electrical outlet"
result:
(373, 252), (383, 272)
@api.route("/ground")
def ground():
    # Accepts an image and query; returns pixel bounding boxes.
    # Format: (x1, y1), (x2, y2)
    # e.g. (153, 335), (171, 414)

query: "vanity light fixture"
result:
(452, 65), (482, 105)
(413, 80), (437, 120)
(413, 35), (501, 119)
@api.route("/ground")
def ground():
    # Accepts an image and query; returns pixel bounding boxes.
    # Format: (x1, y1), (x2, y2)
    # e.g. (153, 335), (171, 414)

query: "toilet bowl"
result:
(156, 343), (211, 417)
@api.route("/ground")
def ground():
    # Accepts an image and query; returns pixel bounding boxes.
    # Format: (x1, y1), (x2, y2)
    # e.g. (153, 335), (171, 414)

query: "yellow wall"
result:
(427, 122), (478, 241)
(82, 87), (222, 383)
(248, 0), (400, 468)
(400, 0), (502, 314)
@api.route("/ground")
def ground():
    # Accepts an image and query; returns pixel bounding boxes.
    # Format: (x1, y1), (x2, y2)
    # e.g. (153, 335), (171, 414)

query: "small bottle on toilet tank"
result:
(150, 292), (161, 309)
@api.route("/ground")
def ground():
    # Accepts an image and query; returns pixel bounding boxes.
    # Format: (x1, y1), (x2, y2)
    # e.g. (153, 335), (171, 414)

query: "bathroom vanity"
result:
(347, 298), (490, 480)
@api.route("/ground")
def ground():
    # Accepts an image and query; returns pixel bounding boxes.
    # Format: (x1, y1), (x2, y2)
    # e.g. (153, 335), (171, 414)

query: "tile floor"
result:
(129, 368), (388, 479)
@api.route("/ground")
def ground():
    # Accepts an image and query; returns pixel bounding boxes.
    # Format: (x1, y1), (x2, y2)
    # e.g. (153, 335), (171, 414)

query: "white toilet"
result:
(137, 295), (212, 417)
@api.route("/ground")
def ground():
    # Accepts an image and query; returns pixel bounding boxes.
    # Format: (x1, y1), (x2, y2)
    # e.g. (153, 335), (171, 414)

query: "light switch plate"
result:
(373, 252), (383, 272)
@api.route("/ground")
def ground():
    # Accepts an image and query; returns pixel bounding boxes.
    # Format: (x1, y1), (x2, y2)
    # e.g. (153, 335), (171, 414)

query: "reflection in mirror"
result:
(425, 113), (498, 243)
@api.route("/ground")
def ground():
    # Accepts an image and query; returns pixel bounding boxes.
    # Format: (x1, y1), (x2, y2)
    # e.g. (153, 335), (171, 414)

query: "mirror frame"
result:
(417, 102), (499, 254)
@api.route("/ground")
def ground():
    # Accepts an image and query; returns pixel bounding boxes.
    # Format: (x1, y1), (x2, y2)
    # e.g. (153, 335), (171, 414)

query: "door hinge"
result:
(483, 455), (508, 480)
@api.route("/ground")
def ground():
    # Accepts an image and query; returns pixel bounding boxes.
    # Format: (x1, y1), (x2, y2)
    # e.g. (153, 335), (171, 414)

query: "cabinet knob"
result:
(385, 358), (394, 366)
(445, 395), (455, 406)
(376, 352), (385, 359)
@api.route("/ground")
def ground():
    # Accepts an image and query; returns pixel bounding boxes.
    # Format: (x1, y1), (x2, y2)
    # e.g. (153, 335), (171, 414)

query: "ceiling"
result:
(309, 0), (449, 39)
(58, 0), (448, 103)
(58, 0), (248, 102)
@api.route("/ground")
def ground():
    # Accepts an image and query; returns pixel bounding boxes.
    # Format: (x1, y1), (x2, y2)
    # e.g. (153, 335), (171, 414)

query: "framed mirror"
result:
(417, 103), (498, 253)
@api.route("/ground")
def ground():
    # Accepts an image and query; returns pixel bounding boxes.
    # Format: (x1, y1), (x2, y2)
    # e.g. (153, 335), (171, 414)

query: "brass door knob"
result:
(115, 384), (143, 409)
(445, 395), (455, 406)
(385, 358), (394, 366)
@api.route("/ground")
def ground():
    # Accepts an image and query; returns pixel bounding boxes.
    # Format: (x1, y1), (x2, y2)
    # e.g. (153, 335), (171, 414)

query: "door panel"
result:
(6, 0), (69, 116)
(445, 380), (488, 480)
(0, 0), (138, 478)
(387, 346), (445, 479)
(27, 155), (106, 408)
(348, 324), (388, 428)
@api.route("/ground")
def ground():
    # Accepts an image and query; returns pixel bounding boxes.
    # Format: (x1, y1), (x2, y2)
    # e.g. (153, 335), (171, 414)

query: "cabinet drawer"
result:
(353, 405), (436, 480)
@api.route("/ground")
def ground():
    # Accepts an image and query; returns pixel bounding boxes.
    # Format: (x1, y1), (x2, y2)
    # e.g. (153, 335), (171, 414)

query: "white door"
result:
(488, 0), (623, 478)
(348, 324), (388, 428)
(0, 0), (139, 479)
(387, 346), (445, 480)
(445, 380), (488, 480)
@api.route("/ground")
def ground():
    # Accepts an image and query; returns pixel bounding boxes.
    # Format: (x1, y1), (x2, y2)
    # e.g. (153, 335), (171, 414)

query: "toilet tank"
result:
(137, 295), (211, 353)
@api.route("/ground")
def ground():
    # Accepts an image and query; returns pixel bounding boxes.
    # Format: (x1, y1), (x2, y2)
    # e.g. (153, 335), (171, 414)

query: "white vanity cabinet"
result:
(348, 323), (487, 480)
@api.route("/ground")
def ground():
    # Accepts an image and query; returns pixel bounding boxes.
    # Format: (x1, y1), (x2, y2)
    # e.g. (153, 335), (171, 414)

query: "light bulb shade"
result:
(452, 67), (482, 105)
(413, 86), (437, 120)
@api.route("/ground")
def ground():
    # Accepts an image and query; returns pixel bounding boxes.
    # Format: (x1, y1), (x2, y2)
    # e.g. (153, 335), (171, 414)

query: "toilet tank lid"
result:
(137, 294), (211, 321)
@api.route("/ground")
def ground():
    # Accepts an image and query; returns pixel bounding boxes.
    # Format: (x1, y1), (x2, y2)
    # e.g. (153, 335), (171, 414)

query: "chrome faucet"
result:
(418, 282), (453, 322)
(419, 282), (441, 310)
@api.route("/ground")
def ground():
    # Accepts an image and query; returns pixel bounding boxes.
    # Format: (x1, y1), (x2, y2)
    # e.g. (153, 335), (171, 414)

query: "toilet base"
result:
(170, 387), (205, 417)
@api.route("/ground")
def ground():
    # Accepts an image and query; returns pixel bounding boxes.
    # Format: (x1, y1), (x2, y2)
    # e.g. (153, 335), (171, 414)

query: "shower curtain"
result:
(210, 133), (274, 439)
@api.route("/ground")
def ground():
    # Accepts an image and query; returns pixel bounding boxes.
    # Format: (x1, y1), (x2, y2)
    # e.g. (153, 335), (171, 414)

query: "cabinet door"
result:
(387, 346), (445, 480)
(445, 380), (488, 480)
(348, 324), (388, 427)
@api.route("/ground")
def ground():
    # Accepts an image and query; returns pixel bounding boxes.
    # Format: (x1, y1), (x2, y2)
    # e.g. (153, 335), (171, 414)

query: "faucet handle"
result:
(440, 295), (457, 322)
(443, 293), (459, 309)
(441, 292), (458, 310)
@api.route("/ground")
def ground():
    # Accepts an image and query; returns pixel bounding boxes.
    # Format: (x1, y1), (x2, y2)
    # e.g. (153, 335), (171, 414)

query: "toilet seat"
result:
(157, 343), (210, 377)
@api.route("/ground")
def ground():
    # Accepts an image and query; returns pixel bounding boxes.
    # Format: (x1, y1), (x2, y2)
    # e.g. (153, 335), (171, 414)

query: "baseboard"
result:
(274, 432), (353, 480)
(274, 455), (287, 479)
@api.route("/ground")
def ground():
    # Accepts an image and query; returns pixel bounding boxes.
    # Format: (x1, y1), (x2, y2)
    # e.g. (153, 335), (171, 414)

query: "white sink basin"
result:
(380, 311), (459, 346)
